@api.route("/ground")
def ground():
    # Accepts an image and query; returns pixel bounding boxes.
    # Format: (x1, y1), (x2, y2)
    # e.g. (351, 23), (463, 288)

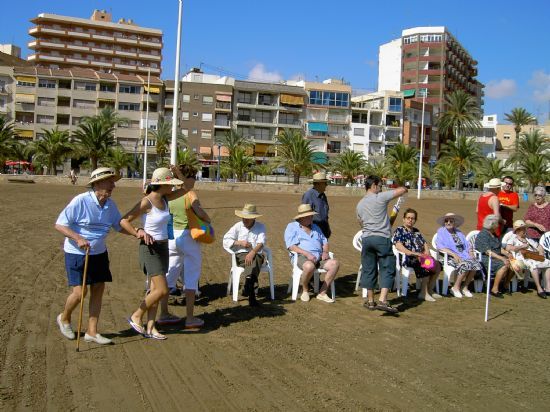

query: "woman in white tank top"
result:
(120, 167), (188, 340)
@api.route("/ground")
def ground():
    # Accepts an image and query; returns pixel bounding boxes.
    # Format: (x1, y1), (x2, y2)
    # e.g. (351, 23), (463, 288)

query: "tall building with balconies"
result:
(28, 9), (162, 77)
(378, 26), (483, 117)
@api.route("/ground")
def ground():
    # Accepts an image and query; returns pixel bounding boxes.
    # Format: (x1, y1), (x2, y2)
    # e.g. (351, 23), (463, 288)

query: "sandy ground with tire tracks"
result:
(0, 181), (548, 411)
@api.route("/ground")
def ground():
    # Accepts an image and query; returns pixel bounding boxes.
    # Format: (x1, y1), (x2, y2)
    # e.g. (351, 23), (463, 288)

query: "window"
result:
(99, 83), (115, 92)
(73, 99), (95, 109)
(182, 94), (190, 103)
(192, 112), (198, 117)
(254, 128), (271, 141)
(389, 97), (402, 112)
(17, 80), (35, 87)
(256, 111), (271, 123)
(0, 80), (5, 93)
(0, 97), (5, 108)
(118, 102), (140, 111)
(202, 95), (213, 105)
(237, 109), (251, 121)
(37, 97), (55, 107)
(237, 91), (252, 104)
(193, 94), (200, 100)
(309, 90), (349, 107)
(85, 83), (96, 91)
(192, 128), (198, 134)
(279, 113), (298, 125)
(36, 115), (55, 124)
(119, 84), (141, 94)
(74, 82), (96, 91)
(181, 112), (189, 121)
(201, 129), (212, 139)
(38, 79), (56, 88)
(354, 128), (364, 136)
(503, 133), (511, 140)
(201, 113), (212, 122)
(181, 129), (188, 137)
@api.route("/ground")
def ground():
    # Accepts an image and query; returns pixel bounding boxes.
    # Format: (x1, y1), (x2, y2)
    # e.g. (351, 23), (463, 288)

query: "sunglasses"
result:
(444, 219), (455, 223)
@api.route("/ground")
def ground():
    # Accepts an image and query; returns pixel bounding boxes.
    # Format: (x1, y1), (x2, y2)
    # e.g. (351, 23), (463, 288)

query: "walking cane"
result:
(76, 247), (90, 352)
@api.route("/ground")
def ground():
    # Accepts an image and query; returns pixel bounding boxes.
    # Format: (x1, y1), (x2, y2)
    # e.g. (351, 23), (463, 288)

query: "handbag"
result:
(184, 195), (215, 244)
(520, 249), (545, 262)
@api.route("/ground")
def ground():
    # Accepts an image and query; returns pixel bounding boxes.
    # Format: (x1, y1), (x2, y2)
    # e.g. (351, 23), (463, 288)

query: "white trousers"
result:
(166, 229), (202, 291)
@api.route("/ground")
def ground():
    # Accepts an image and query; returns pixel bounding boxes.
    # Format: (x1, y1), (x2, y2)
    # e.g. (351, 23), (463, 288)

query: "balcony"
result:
(215, 102), (231, 111)
(214, 119), (230, 128)
(66, 44), (89, 51)
(68, 30), (91, 38)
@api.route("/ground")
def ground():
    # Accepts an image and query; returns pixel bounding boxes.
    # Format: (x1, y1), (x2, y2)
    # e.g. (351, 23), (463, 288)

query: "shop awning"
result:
(144, 85), (160, 94)
(15, 130), (33, 138)
(16, 76), (36, 83)
(403, 89), (416, 98)
(280, 94), (304, 105)
(15, 93), (35, 103)
(308, 122), (328, 132)
(311, 152), (328, 164)
(216, 94), (232, 102)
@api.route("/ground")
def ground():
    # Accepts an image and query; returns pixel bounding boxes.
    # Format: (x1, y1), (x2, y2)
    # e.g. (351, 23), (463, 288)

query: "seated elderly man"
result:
(284, 204), (339, 303)
(223, 204), (266, 306)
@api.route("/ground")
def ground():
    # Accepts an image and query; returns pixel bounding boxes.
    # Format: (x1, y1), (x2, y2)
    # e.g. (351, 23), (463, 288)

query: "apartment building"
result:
(378, 26), (484, 119)
(28, 9), (162, 77)
(233, 80), (306, 159)
(470, 115), (497, 159)
(402, 97), (435, 164)
(349, 91), (403, 160)
(10, 66), (162, 157)
(495, 121), (549, 160)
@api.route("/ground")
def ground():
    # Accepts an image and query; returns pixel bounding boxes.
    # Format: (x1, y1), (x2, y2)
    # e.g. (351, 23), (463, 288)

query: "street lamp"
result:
(170, 0), (183, 165)
(417, 88), (427, 199)
(217, 143), (221, 181)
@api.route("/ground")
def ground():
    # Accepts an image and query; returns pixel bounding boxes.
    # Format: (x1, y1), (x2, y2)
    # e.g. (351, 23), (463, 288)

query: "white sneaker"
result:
(84, 333), (112, 345)
(57, 314), (75, 340)
(300, 291), (310, 302)
(461, 288), (473, 298)
(431, 293), (443, 299)
(316, 293), (335, 303)
(450, 288), (463, 298)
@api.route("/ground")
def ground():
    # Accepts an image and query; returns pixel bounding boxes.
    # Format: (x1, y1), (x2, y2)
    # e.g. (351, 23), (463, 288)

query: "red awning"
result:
(216, 94), (232, 102)
(5, 160), (31, 166)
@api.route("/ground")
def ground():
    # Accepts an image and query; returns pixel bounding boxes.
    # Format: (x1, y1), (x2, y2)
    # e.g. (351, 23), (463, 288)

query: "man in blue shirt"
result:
(302, 172), (331, 238)
(55, 167), (149, 345)
(284, 204), (339, 303)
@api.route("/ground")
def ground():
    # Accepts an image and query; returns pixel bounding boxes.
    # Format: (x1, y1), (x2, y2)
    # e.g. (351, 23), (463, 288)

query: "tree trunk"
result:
(293, 173), (300, 184)
(91, 157), (98, 170)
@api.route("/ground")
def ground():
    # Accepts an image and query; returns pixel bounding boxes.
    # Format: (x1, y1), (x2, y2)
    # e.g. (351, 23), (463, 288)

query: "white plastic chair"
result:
(288, 251), (336, 301)
(352, 231), (369, 298)
(432, 232), (458, 296)
(501, 230), (520, 291)
(393, 246), (416, 297)
(224, 246), (275, 302)
(466, 230), (484, 293)
(540, 232), (550, 259)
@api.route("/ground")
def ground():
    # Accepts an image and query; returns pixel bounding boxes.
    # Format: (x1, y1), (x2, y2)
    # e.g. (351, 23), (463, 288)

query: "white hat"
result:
(436, 212), (465, 227)
(235, 204), (262, 219)
(150, 167), (184, 185)
(309, 172), (328, 183)
(294, 204), (318, 220)
(88, 167), (121, 185)
(486, 178), (502, 188)
(513, 220), (528, 232)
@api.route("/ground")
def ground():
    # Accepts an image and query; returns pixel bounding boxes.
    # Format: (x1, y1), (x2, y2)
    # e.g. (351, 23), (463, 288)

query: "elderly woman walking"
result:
(120, 167), (188, 340)
(435, 212), (482, 298)
(55, 167), (146, 345)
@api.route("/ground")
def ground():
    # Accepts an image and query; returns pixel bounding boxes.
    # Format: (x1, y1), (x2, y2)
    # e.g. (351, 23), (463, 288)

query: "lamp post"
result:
(170, 0), (183, 165)
(417, 88), (427, 199)
(217, 143), (221, 181)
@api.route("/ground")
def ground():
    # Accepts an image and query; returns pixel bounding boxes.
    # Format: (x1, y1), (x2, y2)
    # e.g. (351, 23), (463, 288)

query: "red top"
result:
(477, 193), (501, 237)
(524, 203), (550, 240)
(498, 190), (519, 230)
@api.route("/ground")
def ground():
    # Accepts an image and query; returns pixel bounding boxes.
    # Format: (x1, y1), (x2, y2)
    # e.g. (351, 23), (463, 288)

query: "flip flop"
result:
(143, 332), (167, 340)
(184, 318), (205, 330)
(126, 317), (145, 335)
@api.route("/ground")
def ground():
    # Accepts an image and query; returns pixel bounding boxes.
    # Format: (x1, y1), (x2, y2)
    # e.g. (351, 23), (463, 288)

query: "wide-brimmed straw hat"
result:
(486, 178), (502, 189)
(235, 204), (262, 219)
(436, 212), (465, 227)
(88, 167), (121, 185)
(294, 204), (318, 220)
(309, 172), (328, 183)
(150, 167), (184, 185)
(513, 220), (528, 232)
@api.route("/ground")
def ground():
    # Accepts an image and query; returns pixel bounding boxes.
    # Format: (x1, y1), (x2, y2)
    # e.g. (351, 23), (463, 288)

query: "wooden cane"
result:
(76, 248), (90, 352)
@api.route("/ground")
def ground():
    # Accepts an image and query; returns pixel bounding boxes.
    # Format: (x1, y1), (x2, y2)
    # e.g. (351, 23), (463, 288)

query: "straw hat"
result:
(436, 212), (465, 227)
(88, 167), (121, 185)
(150, 167), (184, 185)
(486, 178), (502, 188)
(294, 204), (318, 220)
(513, 220), (528, 232)
(235, 204), (262, 219)
(309, 172), (328, 183)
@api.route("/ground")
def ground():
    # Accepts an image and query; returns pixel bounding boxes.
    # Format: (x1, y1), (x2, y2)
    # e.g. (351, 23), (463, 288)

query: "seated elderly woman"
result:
(474, 214), (515, 298)
(393, 208), (442, 301)
(435, 212), (482, 298)
(505, 220), (550, 299)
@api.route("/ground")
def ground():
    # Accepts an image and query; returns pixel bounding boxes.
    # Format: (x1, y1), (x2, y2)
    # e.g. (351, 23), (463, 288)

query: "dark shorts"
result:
(139, 241), (169, 277)
(65, 251), (112, 287)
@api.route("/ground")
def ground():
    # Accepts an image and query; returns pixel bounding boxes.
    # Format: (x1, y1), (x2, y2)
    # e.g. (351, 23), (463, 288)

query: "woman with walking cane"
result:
(55, 167), (148, 345)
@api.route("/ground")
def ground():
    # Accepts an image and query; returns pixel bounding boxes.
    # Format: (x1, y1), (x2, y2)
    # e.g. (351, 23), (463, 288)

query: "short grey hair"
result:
(534, 186), (546, 196)
(483, 214), (500, 230)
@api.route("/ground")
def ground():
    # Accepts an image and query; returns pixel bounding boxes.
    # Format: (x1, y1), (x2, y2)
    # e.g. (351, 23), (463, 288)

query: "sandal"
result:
(363, 301), (377, 311)
(126, 317), (145, 335)
(143, 331), (167, 340)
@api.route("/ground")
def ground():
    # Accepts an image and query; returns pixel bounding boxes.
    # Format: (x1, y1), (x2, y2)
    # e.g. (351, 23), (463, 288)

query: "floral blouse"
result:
(524, 203), (550, 240)
(393, 226), (426, 266)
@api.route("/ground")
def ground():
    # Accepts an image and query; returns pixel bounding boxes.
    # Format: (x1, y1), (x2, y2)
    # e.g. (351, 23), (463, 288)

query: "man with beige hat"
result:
(477, 178), (505, 237)
(223, 204), (266, 306)
(284, 204), (339, 303)
(302, 172), (331, 238)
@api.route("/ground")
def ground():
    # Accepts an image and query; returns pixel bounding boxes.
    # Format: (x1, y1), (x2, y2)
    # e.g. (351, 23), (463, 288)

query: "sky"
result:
(2, 0), (549, 124)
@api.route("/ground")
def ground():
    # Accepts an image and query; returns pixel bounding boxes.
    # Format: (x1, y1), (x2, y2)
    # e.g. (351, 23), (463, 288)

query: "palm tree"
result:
(217, 129), (252, 154)
(151, 118), (186, 166)
(31, 127), (73, 175)
(83, 106), (130, 128)
(275, 129), (314, 184)
(0, 116), (15, 161)
(105, 146), (134, 175)
(72, 118), (116, 170)
(390, 162), (417, 186)
(254, 162), (274, 176)
(386, 143), (418, 185)
(176, 148), (201, 170)
(439, 136), (482, 189)
(504, 107), (536, 156)
(333, 150), (366, 183)
(507, 129), (549, 166)
(364, 158), (388, 178)
(433, 161), (458, 189)
(474, 158), (509, 187)
(437, 90), (482, 140)
(224, 146), (254, 181)
(517, 154), (549, 191)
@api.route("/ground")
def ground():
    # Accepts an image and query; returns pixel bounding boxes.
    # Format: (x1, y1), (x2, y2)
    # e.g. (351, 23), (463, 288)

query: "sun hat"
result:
(150, 167), (184, 186)
(486, 178), (502, 189)
(309, 172), (328, 183)
(88, 167), (121, 186)
(294, 204), (318, 220)
(436, 212), (465, 227)
(235, 204), (262, 219)
(513, 220), (528, 232)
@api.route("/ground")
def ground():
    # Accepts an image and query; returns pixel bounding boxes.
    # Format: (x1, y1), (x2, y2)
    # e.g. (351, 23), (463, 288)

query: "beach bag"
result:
(520, 249), (544, 262)
(184, 195), (215, 244)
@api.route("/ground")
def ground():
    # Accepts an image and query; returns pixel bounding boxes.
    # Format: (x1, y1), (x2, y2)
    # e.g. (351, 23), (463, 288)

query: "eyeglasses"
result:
(444, 219), (455, 223)
(503, 181), (514, 186)
(534, 194), (544, 197)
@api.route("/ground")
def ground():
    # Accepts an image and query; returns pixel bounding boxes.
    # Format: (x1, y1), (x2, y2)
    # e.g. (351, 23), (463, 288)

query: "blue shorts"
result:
(64, 251), (112, 287)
